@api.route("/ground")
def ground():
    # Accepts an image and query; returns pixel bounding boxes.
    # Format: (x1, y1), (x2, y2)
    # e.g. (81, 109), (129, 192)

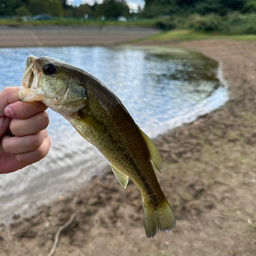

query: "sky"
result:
(67, 0), (145, 11)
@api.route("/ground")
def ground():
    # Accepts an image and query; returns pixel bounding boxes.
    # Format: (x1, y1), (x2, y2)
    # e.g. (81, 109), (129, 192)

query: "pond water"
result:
(0, 45), (228, 223)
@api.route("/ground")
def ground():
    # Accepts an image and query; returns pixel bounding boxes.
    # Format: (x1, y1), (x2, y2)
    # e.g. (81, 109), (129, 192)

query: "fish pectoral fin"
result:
(110, 165), (129, 189)
(139, 129), (163, 173)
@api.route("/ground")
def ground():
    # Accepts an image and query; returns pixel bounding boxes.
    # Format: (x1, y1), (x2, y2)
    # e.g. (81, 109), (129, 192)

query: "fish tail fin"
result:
(143, 198), (176, 238)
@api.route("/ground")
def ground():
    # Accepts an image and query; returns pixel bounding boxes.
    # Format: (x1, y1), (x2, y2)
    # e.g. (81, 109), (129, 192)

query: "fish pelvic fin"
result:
(110, 165), (129, 189)
(143, 198), (176, 238)
(139, 129), (163, 173)
(74, 127), (90, 142)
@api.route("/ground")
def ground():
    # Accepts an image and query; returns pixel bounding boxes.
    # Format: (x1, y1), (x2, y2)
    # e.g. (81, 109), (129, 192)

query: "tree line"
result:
(1, 0), (256, 34)
(143, 0), (256, 17)
(1, 0), (255, 19)
(0, 0), (130, 19)
(141, 0), (256, 34)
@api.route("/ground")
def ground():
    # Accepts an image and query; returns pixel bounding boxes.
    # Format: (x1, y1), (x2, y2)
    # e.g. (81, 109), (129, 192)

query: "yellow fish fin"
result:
(143, 198), (176, 238)
(139, 129), (163, 173)
(74, 127), (90, 142)
(110, 164), (129, 189)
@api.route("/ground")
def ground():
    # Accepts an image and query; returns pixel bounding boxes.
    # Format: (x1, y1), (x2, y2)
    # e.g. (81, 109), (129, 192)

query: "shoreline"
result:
(1, 28), (256, 255)
(0, 45), (229, 230)
(0, 25), (160, 48)
(0, 44), (229, 229)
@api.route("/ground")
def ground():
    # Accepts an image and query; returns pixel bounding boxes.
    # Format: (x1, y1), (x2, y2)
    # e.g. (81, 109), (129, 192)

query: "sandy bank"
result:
(1, 29), (256, 255)
(0, 25), (160, 47)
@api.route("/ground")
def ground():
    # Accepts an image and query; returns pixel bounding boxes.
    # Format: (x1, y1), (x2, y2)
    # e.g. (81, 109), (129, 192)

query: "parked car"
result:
(34, 14), (51, 21)
(117, 16), (127, 22)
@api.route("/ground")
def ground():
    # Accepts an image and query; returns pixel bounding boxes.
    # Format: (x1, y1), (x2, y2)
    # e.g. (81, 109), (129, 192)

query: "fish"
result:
(19, 55), (176, 238)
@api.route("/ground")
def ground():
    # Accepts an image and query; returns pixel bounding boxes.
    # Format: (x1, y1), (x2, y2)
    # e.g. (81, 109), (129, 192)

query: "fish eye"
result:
(43, 63), (56, 75)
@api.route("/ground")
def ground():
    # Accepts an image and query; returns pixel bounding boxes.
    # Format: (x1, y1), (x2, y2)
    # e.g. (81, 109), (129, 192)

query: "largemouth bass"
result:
(19, 55), (176, 238)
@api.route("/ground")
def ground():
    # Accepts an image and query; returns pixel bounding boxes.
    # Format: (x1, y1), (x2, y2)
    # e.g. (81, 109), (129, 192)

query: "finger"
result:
(4, 101), (47, 119)
(0, 131), (51, 174)
(10, 111), (49, 136)
(0, 116), (11, 137)
(0, 147), (20, 174)
(14, 134), (51, 165)
(0, 87), (19, 116)
(2, 130), (47, 154)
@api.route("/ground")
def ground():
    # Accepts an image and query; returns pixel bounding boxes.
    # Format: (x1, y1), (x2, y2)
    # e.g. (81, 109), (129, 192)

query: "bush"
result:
(151, 12), (256, 35)
(188, 14), (223, 32)
(15, 7), (30, 16)
(155, 18), (177, 30)
(221, 13), (256, 34)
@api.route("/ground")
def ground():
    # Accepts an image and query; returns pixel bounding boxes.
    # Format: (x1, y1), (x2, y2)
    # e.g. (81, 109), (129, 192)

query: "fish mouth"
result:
(19, 55), (43, 102)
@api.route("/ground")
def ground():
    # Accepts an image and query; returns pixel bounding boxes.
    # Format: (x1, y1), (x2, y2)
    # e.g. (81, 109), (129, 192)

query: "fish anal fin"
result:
(139, 129), (163, 173)
(111, 165), (129, 189)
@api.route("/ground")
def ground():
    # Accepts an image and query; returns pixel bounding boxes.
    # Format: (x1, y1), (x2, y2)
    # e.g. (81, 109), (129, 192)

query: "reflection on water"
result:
(0, 46), (228, 223)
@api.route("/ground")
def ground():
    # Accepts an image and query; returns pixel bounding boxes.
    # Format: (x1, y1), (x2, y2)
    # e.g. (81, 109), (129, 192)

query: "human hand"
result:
(0, 87), (51, 174)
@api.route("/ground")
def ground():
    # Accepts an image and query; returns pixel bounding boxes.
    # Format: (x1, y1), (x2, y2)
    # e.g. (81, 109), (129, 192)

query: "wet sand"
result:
(1, 27), (256, 256)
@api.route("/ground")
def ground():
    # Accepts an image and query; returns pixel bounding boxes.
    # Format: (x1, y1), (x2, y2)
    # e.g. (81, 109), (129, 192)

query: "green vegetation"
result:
(125, 13), (255, 35)
(0, 0), (131, 19)
(0, 0), (63, 17)
(139, 0), (256, 35)
(1, 0), (256, 36)
(96, 0), (129, 19)
(148, 12), (256, 35)
(131, 29), (256, 43)
(142, 0), (255, 17)
(0, 16), (158, 27)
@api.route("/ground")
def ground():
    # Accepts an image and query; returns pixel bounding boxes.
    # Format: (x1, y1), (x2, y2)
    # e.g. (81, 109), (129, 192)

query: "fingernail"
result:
(4, 106), (14, 117)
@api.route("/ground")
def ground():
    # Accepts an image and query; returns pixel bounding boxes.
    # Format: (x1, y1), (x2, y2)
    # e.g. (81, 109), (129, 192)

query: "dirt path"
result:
(0, 26), (160, 47)
(1, 34), (256, 256)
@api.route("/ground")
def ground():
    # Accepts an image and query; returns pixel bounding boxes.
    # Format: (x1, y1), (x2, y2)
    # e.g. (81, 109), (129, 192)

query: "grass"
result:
(131, 29), (256, 43)
(0, 17), (158, 28)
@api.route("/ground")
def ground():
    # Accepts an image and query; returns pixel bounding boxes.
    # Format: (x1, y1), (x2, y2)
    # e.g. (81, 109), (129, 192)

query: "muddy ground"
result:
(1, 31), (256, 255)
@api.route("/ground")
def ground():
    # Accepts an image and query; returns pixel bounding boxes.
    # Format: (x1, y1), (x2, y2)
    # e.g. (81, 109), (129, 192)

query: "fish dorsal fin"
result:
(110, 165), (129, 189)
(139, 129), (163, 173)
